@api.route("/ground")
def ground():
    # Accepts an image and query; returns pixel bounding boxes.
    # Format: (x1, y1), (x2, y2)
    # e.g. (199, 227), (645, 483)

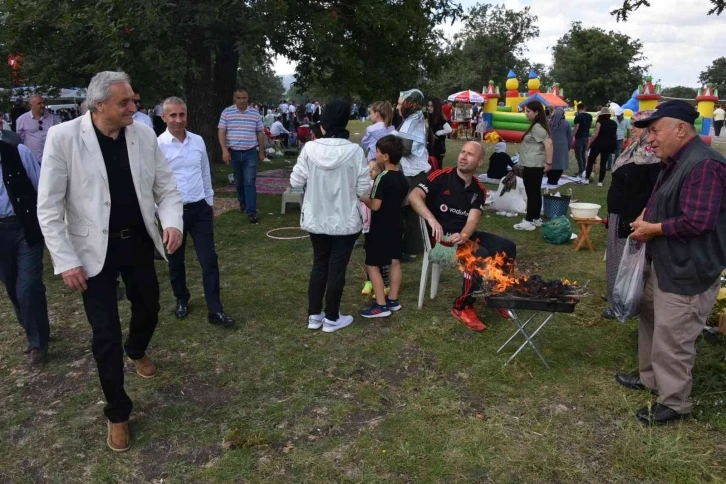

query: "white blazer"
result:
(37, 112), (183, 278)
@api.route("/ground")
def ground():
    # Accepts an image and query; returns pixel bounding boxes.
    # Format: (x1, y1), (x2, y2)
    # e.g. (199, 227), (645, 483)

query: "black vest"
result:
(646, 137), (726, 295)
(0, 141), (43, 246)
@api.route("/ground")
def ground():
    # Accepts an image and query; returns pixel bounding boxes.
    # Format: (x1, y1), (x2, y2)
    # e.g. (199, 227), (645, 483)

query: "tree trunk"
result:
(210, 44), (239, 163)
(185, 35), (216, 160)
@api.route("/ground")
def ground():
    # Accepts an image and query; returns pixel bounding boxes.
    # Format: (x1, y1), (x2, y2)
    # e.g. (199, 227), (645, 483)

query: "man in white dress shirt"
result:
(131, 88), (154, 129)
(270, 116), (290, 147)
(158, 97), (235, 327)
(279, 100), (289, 125)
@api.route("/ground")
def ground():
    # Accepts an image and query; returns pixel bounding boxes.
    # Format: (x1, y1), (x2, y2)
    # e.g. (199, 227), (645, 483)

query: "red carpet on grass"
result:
(216, 169), (292, 196)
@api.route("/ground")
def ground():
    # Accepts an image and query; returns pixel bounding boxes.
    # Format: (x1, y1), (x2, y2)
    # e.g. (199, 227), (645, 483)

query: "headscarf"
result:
(500, 164), (523, 196)
(320, 100), (350, 139)
(494, 141), (506, 153)
(398, 89), (424, 120)
(549, 107), (566, 130)
(612, 110), (660, 173)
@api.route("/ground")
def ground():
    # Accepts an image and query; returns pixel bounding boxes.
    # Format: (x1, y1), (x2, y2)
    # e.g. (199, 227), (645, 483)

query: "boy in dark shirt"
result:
(360, 135), (410, 318)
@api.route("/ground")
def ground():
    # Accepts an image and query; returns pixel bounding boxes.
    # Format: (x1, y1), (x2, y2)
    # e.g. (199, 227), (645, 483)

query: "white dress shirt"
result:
(133, 111), (154, 129)
(270, 120), (289, 137)
(279, 103), (288, 114)
(289, 104), (297, 114)
(158, 129), (214, 206)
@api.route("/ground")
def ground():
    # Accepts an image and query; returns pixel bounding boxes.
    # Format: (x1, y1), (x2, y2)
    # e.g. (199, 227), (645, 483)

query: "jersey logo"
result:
(443, 189), (451, 195)
(471, 194), (478, 204)
(440, 204), (448, 212)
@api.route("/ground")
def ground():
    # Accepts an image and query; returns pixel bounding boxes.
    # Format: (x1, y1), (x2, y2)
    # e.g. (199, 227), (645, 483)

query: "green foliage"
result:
(236, 62), (286, 107)
(612, 0), (724, 21)
(283, 0), (462, 102)
(699, 57), (726, 96)
(661, 86), (699, 99)
(551, 22), (648, 107)
(425, 3), (539, 98)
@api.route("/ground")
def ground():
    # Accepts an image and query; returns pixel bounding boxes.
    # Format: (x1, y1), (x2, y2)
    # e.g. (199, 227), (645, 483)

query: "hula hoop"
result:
(266, 227), (309, 240)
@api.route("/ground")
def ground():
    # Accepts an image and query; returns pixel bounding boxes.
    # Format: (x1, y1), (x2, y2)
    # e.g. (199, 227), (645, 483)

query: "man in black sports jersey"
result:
(409, 141), (516, 331)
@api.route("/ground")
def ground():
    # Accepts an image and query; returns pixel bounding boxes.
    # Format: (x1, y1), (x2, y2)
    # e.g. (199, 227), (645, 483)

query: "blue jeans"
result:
(607, 139), (624, 169)
(0, 218), (50, 349)
(230, 148), (258, 214)
(574, 138), (588, 174)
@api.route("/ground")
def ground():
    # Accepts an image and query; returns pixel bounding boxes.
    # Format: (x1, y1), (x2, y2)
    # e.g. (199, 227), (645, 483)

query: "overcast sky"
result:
(273, 0), (721, 89)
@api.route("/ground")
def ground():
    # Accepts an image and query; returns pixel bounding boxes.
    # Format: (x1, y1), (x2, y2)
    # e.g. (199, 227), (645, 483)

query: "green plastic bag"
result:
(542, 216), (572, 245)
(429, 235), (459, 267)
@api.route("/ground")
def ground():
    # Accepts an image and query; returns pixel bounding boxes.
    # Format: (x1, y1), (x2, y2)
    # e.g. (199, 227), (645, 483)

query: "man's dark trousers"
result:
(0, 217), (49, 350)
(715, 120), (724, 137)
(81, 232), (160, 423)
(167, 200), (222, 313)
(455, 231), (517, 309)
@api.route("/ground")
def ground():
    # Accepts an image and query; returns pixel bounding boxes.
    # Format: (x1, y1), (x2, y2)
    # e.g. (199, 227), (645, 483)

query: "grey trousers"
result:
(638, 264), (720, 413)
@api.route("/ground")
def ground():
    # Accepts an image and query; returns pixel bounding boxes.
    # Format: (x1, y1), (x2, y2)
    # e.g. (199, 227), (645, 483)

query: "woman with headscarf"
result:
(396, 88), (430, 259)
(491, 164), (527, 215)
(547, 107), (573, 185)
(585, 107), (618, 187)
(290, 100), (370, 333)
(487, 140), (514, 179)
(602, 110), (662, 319)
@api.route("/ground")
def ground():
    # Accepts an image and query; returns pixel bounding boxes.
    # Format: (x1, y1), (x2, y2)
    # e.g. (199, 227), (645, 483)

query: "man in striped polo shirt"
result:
(218, 87), (265, 224)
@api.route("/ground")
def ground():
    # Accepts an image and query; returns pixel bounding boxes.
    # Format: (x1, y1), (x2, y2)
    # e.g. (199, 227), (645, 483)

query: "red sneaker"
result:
(451, 306), (486, 331)
(495, 307), (510, 319)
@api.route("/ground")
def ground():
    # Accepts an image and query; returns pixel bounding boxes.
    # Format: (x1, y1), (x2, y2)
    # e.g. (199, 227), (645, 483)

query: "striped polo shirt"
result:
(218, 105), (263, 151)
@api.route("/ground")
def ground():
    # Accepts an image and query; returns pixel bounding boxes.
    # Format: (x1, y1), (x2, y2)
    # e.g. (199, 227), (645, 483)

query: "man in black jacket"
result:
(0, 138), (50, 364)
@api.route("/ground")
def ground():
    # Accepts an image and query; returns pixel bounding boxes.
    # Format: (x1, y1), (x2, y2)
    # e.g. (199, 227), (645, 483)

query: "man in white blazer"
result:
(37, 71), (183, 452)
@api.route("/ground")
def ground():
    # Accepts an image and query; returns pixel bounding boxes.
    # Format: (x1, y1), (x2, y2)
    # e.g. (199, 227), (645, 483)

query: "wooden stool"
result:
(281, 188), (303, 214)
(572, 217), (601, 252)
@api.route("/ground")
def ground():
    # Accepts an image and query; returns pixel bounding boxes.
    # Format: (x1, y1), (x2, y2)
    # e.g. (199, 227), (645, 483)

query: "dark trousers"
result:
(308, 233), (359, 321)
(522, 167), (544, 221)
(586, 146), (612, 183)
(230, 148), (258, 214)
(715, 120), (724, 137)
(455, 231), (517, 309)
(574, 138), (588, 174)
(546, 169), (563, 185)
(274, 133), (289, 148)
(167, 200), (222, 314)
(0, 218), (49, 349)
(402, 171), (428, 256)
(81, 233), (160, 423)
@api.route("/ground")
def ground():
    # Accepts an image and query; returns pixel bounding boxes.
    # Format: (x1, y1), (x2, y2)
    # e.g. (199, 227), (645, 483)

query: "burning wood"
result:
(456, 242), (582, 300)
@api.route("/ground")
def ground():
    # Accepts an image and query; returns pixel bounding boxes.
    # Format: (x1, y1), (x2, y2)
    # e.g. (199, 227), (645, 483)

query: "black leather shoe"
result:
(636, 403), (690, 425)
(29, 346), (48, 365)
(176, 299), (189, 319)
(209, 312), (235, 327)
(602, 308), (616, 320)
(248, 213), (259, 224)
(615, 371), (646, 390)
(239, 204), (246, 213)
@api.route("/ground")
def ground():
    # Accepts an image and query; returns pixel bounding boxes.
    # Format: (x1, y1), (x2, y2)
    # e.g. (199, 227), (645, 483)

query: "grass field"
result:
(1, 121), (725, 483)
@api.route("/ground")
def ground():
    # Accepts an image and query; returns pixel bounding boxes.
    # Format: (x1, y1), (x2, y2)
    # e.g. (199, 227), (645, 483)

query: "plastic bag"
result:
(542, 216), (572, 245)
(611, 237), (647, 322)
(429, 235), (459, 267)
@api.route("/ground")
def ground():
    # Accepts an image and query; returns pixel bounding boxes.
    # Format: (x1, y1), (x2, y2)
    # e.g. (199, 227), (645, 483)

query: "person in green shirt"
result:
(514, 101), (553, 231)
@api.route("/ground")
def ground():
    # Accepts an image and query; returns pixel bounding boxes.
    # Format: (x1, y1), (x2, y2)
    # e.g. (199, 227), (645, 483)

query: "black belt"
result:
(0, 215), (18, 224)
(109, 228), (135, 240)
(183, 199), (206, 210)
(228, 146), (258, 152)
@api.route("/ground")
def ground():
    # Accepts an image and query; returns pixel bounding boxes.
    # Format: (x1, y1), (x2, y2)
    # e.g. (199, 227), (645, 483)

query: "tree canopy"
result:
(550, 22), (647, 106)
(699, 57), (726, 95)
(661, 86), (699, 99)
(611, 0), (724, 21)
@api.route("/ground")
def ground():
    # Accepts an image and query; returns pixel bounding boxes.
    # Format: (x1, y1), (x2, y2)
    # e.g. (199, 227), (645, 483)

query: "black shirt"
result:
(487, 152), (514, 179)
(93, 122), (145, 234)
(369, 169), (409, 240)
(418, 167), (486, 234)
(592, 118), (618, 152)
(573, 112), (592, 139)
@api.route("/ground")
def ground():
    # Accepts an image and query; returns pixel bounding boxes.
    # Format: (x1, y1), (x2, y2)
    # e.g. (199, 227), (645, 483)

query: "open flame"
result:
(456, 241), (576, 297)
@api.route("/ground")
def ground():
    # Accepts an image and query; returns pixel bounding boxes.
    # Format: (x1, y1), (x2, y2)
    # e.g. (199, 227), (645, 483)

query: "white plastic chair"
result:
(418, 216), (441, 309)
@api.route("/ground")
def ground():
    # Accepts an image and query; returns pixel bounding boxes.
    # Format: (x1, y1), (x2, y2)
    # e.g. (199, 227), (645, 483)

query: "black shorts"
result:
(365, 230), (402, 267)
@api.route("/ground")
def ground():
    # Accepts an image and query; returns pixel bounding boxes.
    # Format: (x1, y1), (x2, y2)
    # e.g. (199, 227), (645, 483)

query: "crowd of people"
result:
(2, 68), (726, 453)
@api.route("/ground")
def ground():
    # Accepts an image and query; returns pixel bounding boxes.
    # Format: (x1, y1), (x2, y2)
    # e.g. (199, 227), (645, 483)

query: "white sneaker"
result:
(582, 179), (590, 185)
(513, 219), (536, 231)
(308, 312), (325, 330)
(262, 157), (272, 163)
(532, 218), (543, 227)
(597, 182), (603, 187)
(322, 314), (354, 333)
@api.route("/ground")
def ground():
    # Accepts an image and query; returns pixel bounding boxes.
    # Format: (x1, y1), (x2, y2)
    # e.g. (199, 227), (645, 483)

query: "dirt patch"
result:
(134, 441), (221, 483)
(157, 377), (239, 411)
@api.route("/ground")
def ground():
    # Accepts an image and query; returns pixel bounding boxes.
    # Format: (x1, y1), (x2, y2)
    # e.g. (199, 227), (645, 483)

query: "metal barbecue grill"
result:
(487, 295), (578, 370)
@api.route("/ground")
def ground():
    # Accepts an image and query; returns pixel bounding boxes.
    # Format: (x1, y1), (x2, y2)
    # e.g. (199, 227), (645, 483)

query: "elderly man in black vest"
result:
(0, 136), (50, 365)
(615, 100), (726, 425)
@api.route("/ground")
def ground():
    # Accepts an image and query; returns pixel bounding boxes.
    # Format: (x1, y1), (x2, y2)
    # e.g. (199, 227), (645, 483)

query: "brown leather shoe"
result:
(107, 421), (130, 452)
(29, 347), (48, 365)
(130, 355), (156, 379)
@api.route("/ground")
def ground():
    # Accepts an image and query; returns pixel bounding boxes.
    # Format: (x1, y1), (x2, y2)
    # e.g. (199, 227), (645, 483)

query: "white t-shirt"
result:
(279, 103), (288, 114)
(714, 108), (725, 122)
(289, 104), (297, 114)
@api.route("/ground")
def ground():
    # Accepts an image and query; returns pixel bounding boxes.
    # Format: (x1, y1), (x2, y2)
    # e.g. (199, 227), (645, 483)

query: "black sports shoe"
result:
(239, 204), (246, 213)
(248, 213), (259, 224)
(209, 312), (236, 327)
(176, 299), (189, 319)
